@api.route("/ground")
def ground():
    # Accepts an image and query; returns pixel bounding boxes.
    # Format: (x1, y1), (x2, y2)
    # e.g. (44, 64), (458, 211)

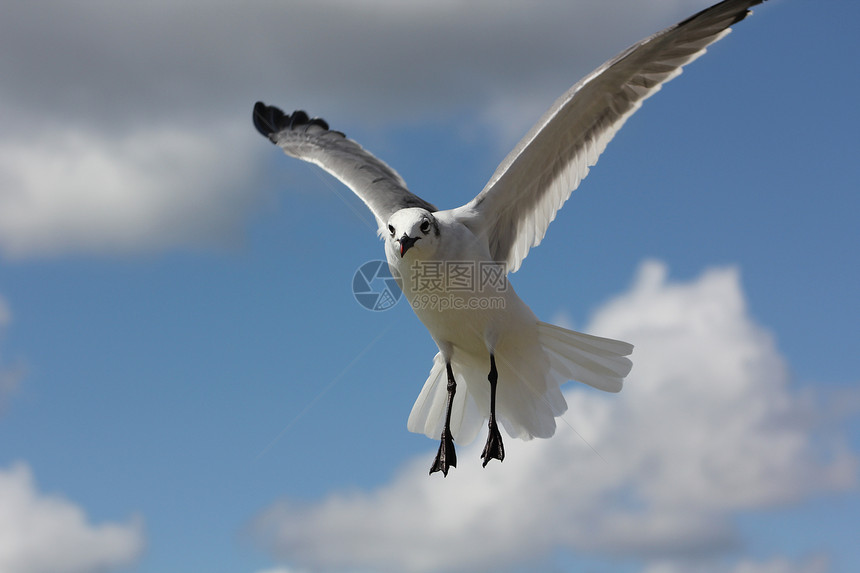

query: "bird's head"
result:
(384, 208), (440, 260)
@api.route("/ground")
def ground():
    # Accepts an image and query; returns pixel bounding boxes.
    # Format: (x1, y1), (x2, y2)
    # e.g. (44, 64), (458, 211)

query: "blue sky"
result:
(1, 1), (858, 572)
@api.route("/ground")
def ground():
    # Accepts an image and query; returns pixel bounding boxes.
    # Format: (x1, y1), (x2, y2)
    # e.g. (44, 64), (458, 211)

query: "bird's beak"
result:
(399, 234), (419, 258)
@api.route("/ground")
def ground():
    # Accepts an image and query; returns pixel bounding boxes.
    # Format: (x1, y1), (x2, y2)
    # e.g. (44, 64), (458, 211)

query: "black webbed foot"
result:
(430, 429), (457, 476)
(481, 419), (505, 467)
(481, 353), (505, 467)
(430, 362), (459, 477)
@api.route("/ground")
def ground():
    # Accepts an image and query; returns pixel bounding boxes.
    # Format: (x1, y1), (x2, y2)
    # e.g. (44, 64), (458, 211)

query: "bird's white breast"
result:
(387, 212), (537, 358)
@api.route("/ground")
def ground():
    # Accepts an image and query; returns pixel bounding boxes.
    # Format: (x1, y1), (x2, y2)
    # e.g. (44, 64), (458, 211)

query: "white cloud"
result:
(0, 0), (709, 125)
(0, 1), (721, 257)
(0, 462), (144, 573)
(643, 554), (830, 573)
(255, 567), (309, 573)
(0, 121), (260, 258)
(251, 261), (856, 573)
(727, 556), (829, 573)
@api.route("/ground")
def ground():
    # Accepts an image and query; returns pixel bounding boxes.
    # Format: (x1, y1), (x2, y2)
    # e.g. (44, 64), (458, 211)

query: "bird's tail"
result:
(407, 322), (633, 445)
(406, 352), (485, 446)
(535, 321), (633, 394)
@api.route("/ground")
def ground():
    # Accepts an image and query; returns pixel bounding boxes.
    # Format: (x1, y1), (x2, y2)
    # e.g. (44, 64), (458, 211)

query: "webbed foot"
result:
(481, 419), (505, 467)
(430, 429), (457, 476)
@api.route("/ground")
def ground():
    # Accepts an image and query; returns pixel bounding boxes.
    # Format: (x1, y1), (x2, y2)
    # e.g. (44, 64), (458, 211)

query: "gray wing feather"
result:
(253, 102), (436, 228)
(456, 0), (765, 272)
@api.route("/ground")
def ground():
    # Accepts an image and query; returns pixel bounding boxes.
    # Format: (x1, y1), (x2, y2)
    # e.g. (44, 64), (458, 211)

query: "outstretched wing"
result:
(456, 0), (765, 272)
(253, 102), (436, 229)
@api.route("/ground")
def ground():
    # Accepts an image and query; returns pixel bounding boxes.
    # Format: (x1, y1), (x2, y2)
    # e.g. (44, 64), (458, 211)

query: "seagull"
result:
(253, 0), (766, 476)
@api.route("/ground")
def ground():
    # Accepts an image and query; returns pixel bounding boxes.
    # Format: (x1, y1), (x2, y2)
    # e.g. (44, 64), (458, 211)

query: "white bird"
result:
(253, 0), (766, 476)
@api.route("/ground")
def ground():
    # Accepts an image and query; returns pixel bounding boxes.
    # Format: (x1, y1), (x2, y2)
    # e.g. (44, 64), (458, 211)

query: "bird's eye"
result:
(420, 220), (431, 234)
(388, 224), (395, 236)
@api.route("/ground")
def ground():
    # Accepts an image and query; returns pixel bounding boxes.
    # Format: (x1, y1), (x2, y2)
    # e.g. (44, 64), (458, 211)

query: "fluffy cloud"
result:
(643, 555), (829, 573)
(0, 0), (705, 126)
(0, 1), (719, 258)
(251, 261), (856, 573)
(0, 462), (144, 573)
(0, 121), (259, 258)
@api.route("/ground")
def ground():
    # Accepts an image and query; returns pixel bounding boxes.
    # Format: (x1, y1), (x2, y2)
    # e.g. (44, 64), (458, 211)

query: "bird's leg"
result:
(430, 363), (458, 476)
(481, 354), (505, 467)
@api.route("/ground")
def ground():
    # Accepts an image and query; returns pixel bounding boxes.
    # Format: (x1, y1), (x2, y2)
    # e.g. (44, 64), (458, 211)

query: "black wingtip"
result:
(252, 102), (331, 142)
(676, 0), (765, 30)
(252, 101), (284, 140)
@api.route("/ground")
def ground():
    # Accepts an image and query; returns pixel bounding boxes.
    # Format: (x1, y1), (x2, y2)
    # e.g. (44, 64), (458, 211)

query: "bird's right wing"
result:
(455, 0), (764, 273)
(253, 102), (436, 229)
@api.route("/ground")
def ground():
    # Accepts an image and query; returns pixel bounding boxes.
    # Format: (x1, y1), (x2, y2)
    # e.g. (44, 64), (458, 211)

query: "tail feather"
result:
(407, 353), (484, 445)
(543, 346), (622, 393)
(538, 321), (633, 357)
(538, 321), (632, 393)
(406, 353), (447, 438)
(541, 335), (630, 378)
(407, 322), (633, 444)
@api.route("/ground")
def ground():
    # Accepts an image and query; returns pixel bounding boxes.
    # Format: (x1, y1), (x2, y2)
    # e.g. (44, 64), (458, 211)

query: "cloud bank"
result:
(0, 462), (144, 573)
(252, 261), (856, 573)
(0, 1), (720, 258)
(0, 122), (258, 257)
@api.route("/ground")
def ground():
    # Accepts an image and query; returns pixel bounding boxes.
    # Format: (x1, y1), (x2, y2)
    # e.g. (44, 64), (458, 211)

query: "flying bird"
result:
(253, 0), (767, 476)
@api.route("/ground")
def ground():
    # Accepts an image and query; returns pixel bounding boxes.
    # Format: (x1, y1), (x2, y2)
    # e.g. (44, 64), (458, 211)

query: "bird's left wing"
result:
(253, 102), (436, 229)
(455, 0), (764, 273)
